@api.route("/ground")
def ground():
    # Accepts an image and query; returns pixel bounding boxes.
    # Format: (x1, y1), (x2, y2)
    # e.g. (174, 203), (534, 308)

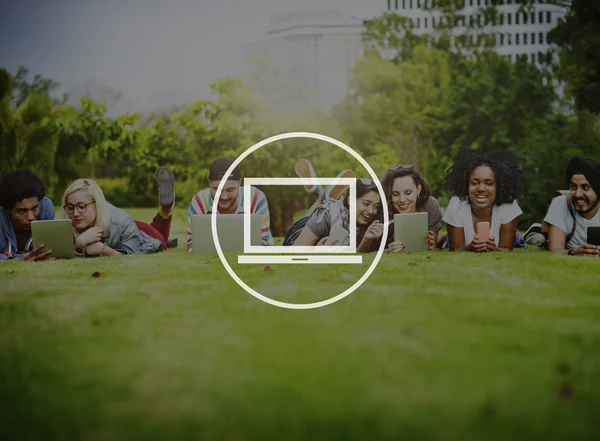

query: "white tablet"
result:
(393, 212), (428, 253)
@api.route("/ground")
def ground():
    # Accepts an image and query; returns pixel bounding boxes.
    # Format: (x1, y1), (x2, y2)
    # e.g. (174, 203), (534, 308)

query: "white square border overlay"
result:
(243, 177), (357, 254)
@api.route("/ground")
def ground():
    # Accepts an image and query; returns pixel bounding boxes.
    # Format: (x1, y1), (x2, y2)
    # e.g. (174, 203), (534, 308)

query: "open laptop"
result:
(30, 219), (75, 259)
(237, 177), (363, 264)
(190, 214), (262, 255)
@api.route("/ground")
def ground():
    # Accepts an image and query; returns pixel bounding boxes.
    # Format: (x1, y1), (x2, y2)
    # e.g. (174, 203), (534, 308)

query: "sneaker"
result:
(526, 233), (545, 246)
(523, 223), (542, 241)
(155, 167), (175, 208)
(295, 159), (322, 196)
(324, 169), (355, 200)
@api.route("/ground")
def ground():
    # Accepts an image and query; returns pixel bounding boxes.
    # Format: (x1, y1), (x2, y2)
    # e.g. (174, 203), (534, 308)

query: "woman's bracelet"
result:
(100, 243), (107, 256)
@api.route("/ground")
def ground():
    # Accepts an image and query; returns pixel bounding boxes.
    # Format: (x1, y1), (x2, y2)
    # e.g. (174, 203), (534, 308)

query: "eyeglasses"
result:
(388, 164), (416, 172)
(63, 201), (95, 215)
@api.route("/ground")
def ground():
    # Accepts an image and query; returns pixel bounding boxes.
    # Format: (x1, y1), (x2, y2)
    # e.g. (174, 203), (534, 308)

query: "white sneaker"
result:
(295, 159), (322, 196)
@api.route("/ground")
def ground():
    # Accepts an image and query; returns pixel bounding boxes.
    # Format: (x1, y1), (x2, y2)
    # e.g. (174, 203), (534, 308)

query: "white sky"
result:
(1, 0), (384, 114)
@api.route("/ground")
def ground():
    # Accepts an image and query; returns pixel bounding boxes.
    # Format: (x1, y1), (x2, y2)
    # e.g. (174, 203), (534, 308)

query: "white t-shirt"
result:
(543, 195), (600, 248)
(442, 196), (523, 245)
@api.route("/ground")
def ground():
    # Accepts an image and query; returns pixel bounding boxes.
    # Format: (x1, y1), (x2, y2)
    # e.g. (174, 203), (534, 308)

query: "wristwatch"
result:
(75, 247), (86, 257)
(568, 248), (575, 256)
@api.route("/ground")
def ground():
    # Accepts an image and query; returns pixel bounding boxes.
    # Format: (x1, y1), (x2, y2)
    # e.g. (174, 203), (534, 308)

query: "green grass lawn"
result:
(1, 208), (600, 441)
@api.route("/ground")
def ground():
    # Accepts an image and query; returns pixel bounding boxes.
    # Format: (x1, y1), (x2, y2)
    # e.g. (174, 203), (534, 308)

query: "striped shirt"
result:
(186, 186), (274, 250)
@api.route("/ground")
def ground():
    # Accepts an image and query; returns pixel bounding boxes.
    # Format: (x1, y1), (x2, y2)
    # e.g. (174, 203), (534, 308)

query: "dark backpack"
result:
(540, 193), (576, 250)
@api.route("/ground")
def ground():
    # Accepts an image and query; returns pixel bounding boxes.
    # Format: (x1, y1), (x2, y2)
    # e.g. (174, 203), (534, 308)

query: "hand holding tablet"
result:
(31, 219), (75, 260)
(393, 212), (428, 253)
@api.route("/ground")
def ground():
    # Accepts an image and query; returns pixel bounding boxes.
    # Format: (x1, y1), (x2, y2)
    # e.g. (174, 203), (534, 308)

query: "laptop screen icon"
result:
(238, 177), (362, 264)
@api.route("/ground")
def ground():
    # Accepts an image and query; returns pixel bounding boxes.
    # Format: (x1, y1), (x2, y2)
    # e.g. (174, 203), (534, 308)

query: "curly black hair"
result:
(0, 169), (46, 210)
(445, 147), (525, 205)
(381, 166), (432, 219)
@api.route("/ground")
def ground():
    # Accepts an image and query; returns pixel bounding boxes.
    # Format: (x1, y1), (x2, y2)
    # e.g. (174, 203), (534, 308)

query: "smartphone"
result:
(477, 221), (490, 241)
(587, 226), (600, 246)
(327, 225), (349, 245)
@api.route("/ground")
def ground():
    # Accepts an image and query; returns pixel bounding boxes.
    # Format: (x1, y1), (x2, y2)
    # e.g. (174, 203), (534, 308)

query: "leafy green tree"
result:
(42, 97), (143, 179)
(548, 0), (600, 114)
(0, 68), (61, 194)
(10, 66), (67, 108)
(429, 52), (555, 154)
(334, 44), (451, 183)
(363, 12), (431, 63)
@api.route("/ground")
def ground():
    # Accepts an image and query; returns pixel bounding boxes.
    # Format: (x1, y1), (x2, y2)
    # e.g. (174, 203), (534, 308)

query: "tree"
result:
(548, 0), (600, 114)
(10, 66), (66, 108)
(363, 12), (431, 63)
(42, 97), (143, 179)
(0, 68), (61, 194)
(334, 44), (451, 182)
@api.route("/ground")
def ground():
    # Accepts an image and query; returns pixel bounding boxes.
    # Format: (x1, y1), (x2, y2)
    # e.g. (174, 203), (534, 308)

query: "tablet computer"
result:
(587, 226), (600, 246)
(393, 212), (428, 253)
(31, 219), (75, 259)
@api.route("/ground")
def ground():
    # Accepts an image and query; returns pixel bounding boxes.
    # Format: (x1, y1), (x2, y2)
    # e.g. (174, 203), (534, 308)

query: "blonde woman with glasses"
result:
(61, 168), (176, 257)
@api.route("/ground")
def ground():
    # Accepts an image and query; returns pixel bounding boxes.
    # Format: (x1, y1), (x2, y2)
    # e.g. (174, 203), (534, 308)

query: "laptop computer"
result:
(190, 214), (262, 255)
(30, 219), (75, 259)
(393, 212), (429, 253)
(237, 177), (363, 264)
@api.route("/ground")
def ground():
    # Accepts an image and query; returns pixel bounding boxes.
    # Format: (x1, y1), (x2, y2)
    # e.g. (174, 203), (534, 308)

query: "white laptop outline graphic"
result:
(238, 177), (362, 264)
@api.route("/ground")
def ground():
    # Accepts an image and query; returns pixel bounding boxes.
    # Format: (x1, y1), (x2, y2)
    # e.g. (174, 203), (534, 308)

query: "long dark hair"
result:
(381, 165), (432, 219)
(343, 177), (383, 230)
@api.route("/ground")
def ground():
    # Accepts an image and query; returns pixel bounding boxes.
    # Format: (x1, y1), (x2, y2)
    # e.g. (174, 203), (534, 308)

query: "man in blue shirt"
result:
(0, 169), (56, 261)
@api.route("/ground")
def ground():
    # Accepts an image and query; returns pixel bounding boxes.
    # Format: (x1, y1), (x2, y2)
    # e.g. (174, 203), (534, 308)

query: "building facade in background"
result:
(245, 10), (366, 111)
(245, 2), (568, 111)
(386, 0), (567, 65)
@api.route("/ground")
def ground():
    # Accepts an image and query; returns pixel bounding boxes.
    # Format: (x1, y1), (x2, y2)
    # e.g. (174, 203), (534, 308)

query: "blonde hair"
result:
(61, 178), (111, 236)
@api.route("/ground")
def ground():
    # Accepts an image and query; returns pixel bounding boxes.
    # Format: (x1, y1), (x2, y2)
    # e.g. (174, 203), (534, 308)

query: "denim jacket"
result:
(102, 204), (162, 255)
(0, 197), (55, 260)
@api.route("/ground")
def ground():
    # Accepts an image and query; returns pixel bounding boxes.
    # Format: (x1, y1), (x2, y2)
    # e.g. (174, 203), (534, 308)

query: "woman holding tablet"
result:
(380, 165), (444, 253)
(61, 168), (176, 257)
(285, 178), (384, 253)
(442, 148), (525, 252)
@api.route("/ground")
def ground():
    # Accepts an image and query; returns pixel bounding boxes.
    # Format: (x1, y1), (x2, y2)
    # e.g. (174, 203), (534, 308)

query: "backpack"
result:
(540, 192), (577, 250)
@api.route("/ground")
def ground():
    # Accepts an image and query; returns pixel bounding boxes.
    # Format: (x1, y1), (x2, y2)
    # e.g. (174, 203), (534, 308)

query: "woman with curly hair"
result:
(442, 147), (526, 252)
(380, 165), (444, 252)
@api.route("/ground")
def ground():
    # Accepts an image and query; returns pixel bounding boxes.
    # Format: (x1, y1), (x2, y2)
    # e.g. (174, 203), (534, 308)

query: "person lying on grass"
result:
(61, 168), (177, 257)
(379, 164), (443, 253)
(0, 169), (56, 261)
(442, 147), (526, 253)
(284, 177), (383, 253)
(543, 156), (600, 257)
(185, 157), (274, 251)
